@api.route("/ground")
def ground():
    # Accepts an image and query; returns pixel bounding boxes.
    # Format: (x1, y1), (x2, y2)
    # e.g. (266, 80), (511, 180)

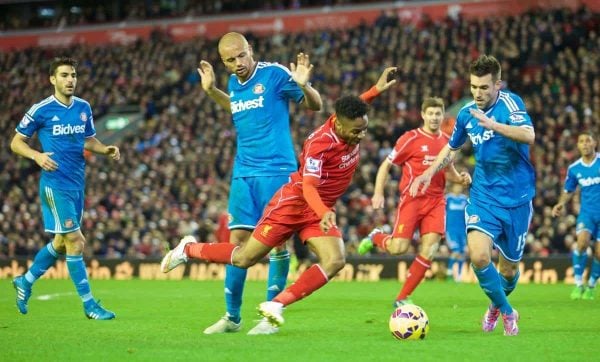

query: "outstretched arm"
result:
(360, 67), (398, 103)
(409, 145), (459, 196)
(470, 109), (535, 145)
(198, 60), (231, 113)
(290, 53), (322, 111)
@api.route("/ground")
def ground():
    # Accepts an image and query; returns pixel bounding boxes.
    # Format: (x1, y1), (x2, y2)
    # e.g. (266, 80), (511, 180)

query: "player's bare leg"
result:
(394, 233), (439, 305)
(259, 236), (345, 327)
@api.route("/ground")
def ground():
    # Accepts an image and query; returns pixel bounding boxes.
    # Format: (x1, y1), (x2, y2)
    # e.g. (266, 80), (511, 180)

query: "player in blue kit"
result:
(10, 56), (120, 319)
(552, 132), (600, 300)
(410, 55), (535, 336)
(445, 182), (468, 282)
(193, 32), (322, 335)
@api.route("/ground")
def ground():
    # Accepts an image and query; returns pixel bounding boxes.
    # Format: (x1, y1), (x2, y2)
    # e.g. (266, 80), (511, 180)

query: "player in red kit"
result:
(160, 67), (398, 330)
(358, 97), (471, 306)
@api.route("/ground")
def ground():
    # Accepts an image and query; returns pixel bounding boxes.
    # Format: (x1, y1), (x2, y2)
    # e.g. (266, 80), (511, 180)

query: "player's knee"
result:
(421, 241), (439, 258)
(498, 263), (518, 278)
(577, 241), (589, 252)
(321, 256), (346, 277)
(62, 233), (85, 253)
(470, 253), (491, 269)
(232, 254), (258, 269)
(387, 238), (409, 255)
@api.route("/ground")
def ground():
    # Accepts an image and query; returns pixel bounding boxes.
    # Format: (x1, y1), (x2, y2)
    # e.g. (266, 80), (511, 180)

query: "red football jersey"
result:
(388, 128), (449, 198)
(288, 116), (360, 207)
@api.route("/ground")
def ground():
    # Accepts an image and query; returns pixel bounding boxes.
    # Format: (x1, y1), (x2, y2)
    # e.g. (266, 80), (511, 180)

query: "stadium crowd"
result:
(0, 6), (598, 260)
(1, 0), (389, 31)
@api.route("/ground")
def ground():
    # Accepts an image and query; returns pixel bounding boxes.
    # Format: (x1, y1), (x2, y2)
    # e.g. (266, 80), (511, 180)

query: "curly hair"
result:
(334, 95), (369, 120)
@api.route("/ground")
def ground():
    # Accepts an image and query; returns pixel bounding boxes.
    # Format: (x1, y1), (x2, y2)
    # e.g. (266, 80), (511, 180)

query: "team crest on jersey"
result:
(253, 83), (266, 94)
(467, 215), (480, 224)
(80, 112), (88, 122)
(64, 219), (74, 228)
(261, 225), (272, 237)
(577, 222), (585, 230)
(397, 224), (404, 233)
(305, 157), (322, 173)
(421, 145), (429, 152)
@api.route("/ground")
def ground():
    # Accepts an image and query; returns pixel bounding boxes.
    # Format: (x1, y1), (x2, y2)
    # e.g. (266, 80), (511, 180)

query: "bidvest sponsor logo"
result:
(580, 176), (600, 187)
(53, 124), (85, 136)
(231, 96), (265, 114)
(468, 129), (495, 145)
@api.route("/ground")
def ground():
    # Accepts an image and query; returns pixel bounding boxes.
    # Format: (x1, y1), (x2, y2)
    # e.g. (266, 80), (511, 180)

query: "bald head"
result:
(217, 32), (256, 81)
(218, 32), (249, 56)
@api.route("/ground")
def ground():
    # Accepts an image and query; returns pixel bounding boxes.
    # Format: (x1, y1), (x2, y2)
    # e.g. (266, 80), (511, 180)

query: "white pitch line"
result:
(36, 292), (77, 301)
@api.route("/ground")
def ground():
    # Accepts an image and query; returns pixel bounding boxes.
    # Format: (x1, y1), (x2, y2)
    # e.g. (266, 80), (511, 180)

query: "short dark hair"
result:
(469, 55), (501, 81)
(334, 95), (369, 120)
(421, 97), (445, 112)
(579, 131), (596, 140)
(49, 56), (78, 76)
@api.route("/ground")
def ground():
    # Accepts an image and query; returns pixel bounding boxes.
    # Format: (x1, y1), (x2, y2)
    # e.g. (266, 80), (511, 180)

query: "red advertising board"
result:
(0, 0), (597, 51)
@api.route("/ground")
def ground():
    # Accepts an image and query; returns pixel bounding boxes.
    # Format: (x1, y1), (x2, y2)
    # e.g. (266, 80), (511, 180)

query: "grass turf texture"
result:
(1, 279), (598, 361)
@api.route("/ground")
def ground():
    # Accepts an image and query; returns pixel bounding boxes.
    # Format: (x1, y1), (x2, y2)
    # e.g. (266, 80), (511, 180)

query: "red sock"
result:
(273, 264), (328, 307)
(396, 255), (431, 301)
(184, 243), (237, 264)
(372, 233), (390, 252)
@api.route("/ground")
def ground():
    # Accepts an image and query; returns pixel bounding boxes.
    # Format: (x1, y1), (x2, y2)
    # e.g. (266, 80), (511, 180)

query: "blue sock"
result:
(572, 250), (588, 287)
(224, 265), (246, 323)
(24, 242), (61, 287)
(447, 257), (456, 277)
(267, 249), (290, 301)
(500, 269), (520, 297)
(66, 255), (94, 305)
(588, 258), (600, 288)
(472, 263), (512, 314)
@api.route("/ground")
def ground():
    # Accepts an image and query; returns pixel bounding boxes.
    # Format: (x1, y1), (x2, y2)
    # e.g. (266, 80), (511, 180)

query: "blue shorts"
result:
(446, 231), (467, 254)
(228, 175), (290, 230)
(40, 185), (84, 234)
(465, 200), (533, 262)
(575, 211), (600, 243)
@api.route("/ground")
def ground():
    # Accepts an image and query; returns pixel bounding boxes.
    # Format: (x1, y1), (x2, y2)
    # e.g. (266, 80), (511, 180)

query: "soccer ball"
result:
(389, 304), (430, 340)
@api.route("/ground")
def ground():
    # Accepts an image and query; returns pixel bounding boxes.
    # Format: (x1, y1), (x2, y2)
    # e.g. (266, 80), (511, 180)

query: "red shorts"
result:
(252, 192), (342, 248)
(392, 195), (445, 239)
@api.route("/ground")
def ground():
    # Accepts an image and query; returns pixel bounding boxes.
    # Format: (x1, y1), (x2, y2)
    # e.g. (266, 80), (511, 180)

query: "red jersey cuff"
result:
(359, 86), (380, 104)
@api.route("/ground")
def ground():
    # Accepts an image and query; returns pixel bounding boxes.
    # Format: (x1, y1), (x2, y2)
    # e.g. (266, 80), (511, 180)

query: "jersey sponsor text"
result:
(231, 96), (265, 114)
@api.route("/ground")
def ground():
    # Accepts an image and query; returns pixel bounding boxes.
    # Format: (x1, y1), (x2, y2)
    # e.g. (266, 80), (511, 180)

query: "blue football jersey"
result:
(227, 61), (304, 178)
(449, 91), (536, 207)
(564, 153), (600, 214)
(16, 95), (96, 190)
(446, 192), (468, 234)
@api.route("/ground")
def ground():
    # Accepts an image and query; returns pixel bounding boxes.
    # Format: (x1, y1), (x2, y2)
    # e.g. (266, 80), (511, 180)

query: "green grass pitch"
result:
(2, 279), (599, 361)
